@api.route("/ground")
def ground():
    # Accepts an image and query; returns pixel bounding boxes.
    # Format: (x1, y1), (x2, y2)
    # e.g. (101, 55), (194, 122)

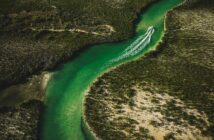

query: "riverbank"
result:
(0, 0), (156, 92)
(85, 0), (214, 139)
(0, 71), (50, 139)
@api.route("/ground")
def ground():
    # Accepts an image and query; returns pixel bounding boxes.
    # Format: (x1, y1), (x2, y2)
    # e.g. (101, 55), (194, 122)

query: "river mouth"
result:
(41, 0), (183, 140)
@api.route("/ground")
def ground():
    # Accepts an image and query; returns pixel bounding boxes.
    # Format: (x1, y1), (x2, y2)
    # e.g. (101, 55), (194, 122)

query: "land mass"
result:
(0, 0), (155, 91)
(85, 0), (214, 139)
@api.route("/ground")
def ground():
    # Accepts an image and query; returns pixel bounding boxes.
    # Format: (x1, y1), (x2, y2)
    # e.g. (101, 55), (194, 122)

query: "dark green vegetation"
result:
(0, 100), (43, 139)
(85, 0), (214, 139)
(0, 0), (155, 90)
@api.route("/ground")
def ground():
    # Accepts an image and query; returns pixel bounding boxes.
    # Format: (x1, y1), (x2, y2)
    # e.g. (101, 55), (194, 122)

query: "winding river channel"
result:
(41, 0), (183, 139)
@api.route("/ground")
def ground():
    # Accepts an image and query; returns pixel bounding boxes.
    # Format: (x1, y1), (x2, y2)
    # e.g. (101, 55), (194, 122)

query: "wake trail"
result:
(110, 26), (155, 63)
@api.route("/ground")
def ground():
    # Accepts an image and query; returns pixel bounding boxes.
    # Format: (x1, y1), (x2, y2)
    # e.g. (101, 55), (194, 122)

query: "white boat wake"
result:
(111, 26), (155, 62)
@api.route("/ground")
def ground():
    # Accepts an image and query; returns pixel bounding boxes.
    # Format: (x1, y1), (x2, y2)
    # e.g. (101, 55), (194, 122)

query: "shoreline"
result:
(82, 0), (187, 139)
(0, 71), (53, 108)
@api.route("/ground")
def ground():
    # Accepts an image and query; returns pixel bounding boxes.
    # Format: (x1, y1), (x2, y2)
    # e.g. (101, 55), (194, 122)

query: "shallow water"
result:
(41, 0), (183, 139)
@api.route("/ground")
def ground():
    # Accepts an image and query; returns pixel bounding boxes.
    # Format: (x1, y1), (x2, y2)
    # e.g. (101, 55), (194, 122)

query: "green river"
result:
(41, 0), (183, 139)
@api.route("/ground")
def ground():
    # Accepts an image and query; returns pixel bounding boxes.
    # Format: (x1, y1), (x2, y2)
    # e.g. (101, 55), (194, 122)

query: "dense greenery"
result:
(85, 0), (214, 139)
(0, 0), (156, 90)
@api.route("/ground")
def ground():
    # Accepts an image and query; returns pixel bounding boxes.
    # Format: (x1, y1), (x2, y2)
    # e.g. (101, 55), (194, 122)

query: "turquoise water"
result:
(41, 0), (183, 139)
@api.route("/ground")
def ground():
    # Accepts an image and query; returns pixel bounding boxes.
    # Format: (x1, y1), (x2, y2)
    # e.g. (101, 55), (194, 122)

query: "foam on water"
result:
(111, 26), (155, 62)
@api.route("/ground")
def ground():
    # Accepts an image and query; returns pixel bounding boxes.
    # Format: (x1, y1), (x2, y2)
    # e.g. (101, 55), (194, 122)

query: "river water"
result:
(41, 0), (183, 139)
